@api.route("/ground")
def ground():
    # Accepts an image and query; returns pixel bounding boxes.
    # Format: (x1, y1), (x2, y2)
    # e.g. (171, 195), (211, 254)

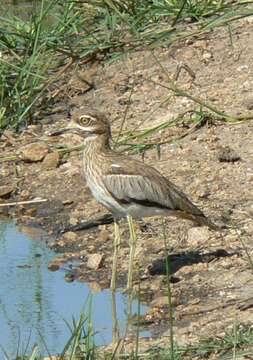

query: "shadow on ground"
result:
(147, 249), (238, 276)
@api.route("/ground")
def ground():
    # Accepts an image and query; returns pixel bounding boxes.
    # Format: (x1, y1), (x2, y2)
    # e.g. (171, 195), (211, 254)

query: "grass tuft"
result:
(0, 0), (252, 132)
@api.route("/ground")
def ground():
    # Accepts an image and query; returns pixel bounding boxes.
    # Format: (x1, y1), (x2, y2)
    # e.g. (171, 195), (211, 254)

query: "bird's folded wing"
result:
(103, 162), (218, 229)
(103, 172), (174, 209)
(103, 162), (203, 216)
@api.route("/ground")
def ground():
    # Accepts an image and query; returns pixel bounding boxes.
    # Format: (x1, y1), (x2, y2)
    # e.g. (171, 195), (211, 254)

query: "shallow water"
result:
(0, 222), (149, 357)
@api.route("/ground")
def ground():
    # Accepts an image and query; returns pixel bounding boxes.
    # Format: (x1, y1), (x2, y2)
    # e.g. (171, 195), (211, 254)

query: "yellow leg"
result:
(111, 290), (120, 343)
(111, 220), (121, 290)
(127, 215), (137, 290)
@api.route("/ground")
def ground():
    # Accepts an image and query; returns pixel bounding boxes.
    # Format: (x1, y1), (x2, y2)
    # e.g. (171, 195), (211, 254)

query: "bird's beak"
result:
(48, 121), (79, 136)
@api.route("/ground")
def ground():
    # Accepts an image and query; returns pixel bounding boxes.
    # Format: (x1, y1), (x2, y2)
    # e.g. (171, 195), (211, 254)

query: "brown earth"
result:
(1, 16), (253, 353)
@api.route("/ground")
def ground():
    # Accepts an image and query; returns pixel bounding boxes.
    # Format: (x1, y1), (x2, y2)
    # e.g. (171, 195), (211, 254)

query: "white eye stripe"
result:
(76, 123), (93, 131)
(80, 115), (96, 121)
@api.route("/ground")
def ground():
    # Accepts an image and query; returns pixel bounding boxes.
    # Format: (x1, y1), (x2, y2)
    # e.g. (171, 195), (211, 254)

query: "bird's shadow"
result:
(57, 213), (114, 234)
(147, 249), (238, 277)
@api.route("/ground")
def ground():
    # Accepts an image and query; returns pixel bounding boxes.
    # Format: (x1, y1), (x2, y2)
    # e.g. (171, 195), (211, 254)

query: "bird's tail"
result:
(191, 214), (221, 231)
(172, 210), (221, 231)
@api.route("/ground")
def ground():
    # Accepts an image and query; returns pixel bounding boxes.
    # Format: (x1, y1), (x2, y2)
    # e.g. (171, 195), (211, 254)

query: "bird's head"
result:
(68, 108), (111, 138)
(49, 108), (111, 139)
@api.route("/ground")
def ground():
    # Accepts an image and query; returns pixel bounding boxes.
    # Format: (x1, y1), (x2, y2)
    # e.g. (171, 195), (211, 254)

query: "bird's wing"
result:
(103, 159), (205, 216)
(102, 157), (218, 229)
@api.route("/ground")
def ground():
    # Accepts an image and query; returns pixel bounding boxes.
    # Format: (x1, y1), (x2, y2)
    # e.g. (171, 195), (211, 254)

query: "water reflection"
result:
(0, 222), (149, 357)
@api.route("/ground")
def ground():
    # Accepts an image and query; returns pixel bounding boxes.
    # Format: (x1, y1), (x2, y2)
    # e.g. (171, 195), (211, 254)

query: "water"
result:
(0, 222), (149, 357)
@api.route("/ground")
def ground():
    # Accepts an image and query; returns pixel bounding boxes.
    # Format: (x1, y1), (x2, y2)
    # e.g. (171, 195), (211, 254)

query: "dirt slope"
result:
(1, 16), (253, 350)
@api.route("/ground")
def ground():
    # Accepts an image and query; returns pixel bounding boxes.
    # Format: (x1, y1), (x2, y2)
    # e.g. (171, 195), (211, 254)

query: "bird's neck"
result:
(83, 133), (111, 159)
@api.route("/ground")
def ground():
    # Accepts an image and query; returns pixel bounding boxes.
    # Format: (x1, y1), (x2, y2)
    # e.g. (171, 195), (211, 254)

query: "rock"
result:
(202, 51), (212, 61)
(193, 40), (208, 49)
(69, 217), (79, 225)
(37, 199), (64, 217)
(23, 207), (37, 217)
(2, 129), (16, 138)
(88, 281), (103, 293)
(41, 151), (59, 169)
(48, 263), (60, 271)
(79, 249), (87, 259)
(151, 296), (169, 307)
(48, 255), (67, 270)
(62, 231), (78, 243)
(243, 97), (253, 110)
(0, 184), (15, 198)
(195, 185), (210, 199)
(98, 228), (110, 242)
(62, 199), (74, 205)
(19, 190), (31, 200)
(20, 142), (48, 162)
(2, 129), (16, 143)
(87, 253), (104, 270)
(62, 133), (83, 146)
(187, 226), (211, 247)
(218, 146), (241, 163)
(237, 64), (248, 72)
(19, 225), (41, 238)
(64, 273), (75, 282)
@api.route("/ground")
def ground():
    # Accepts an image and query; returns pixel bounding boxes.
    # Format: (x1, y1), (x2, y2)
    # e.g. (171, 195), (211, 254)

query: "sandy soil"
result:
(1, 16), (253, 351)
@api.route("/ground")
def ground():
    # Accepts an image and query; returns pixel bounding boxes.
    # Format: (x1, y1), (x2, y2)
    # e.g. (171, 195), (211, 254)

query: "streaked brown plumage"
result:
(68, 108), (217, 230)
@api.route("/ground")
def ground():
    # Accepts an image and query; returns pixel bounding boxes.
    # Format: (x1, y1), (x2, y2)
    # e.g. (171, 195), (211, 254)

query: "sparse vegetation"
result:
(5, 320), (253, 359)
(0, 0), (252, 132)
(1, 1), (253, 359)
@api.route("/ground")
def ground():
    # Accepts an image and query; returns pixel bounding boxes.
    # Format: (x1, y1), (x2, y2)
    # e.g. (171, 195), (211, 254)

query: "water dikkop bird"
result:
(62, 108), (218, 289)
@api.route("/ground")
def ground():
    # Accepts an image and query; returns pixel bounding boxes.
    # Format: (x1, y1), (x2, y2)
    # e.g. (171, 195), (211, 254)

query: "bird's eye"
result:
(79, 115), (90, 125)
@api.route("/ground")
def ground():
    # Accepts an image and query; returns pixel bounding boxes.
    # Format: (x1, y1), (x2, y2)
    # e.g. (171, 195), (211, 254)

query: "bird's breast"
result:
(84, 160), (126, 216)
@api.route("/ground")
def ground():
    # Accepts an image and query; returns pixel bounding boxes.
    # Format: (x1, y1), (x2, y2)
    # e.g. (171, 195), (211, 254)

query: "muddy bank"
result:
(1, 16), (253, 349)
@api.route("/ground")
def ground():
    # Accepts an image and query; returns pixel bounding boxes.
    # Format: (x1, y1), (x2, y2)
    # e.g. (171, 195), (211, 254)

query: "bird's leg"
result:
(111, 219), (121, 291)
(111, 290), (120, 343)
(127, 215), (137, 290)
